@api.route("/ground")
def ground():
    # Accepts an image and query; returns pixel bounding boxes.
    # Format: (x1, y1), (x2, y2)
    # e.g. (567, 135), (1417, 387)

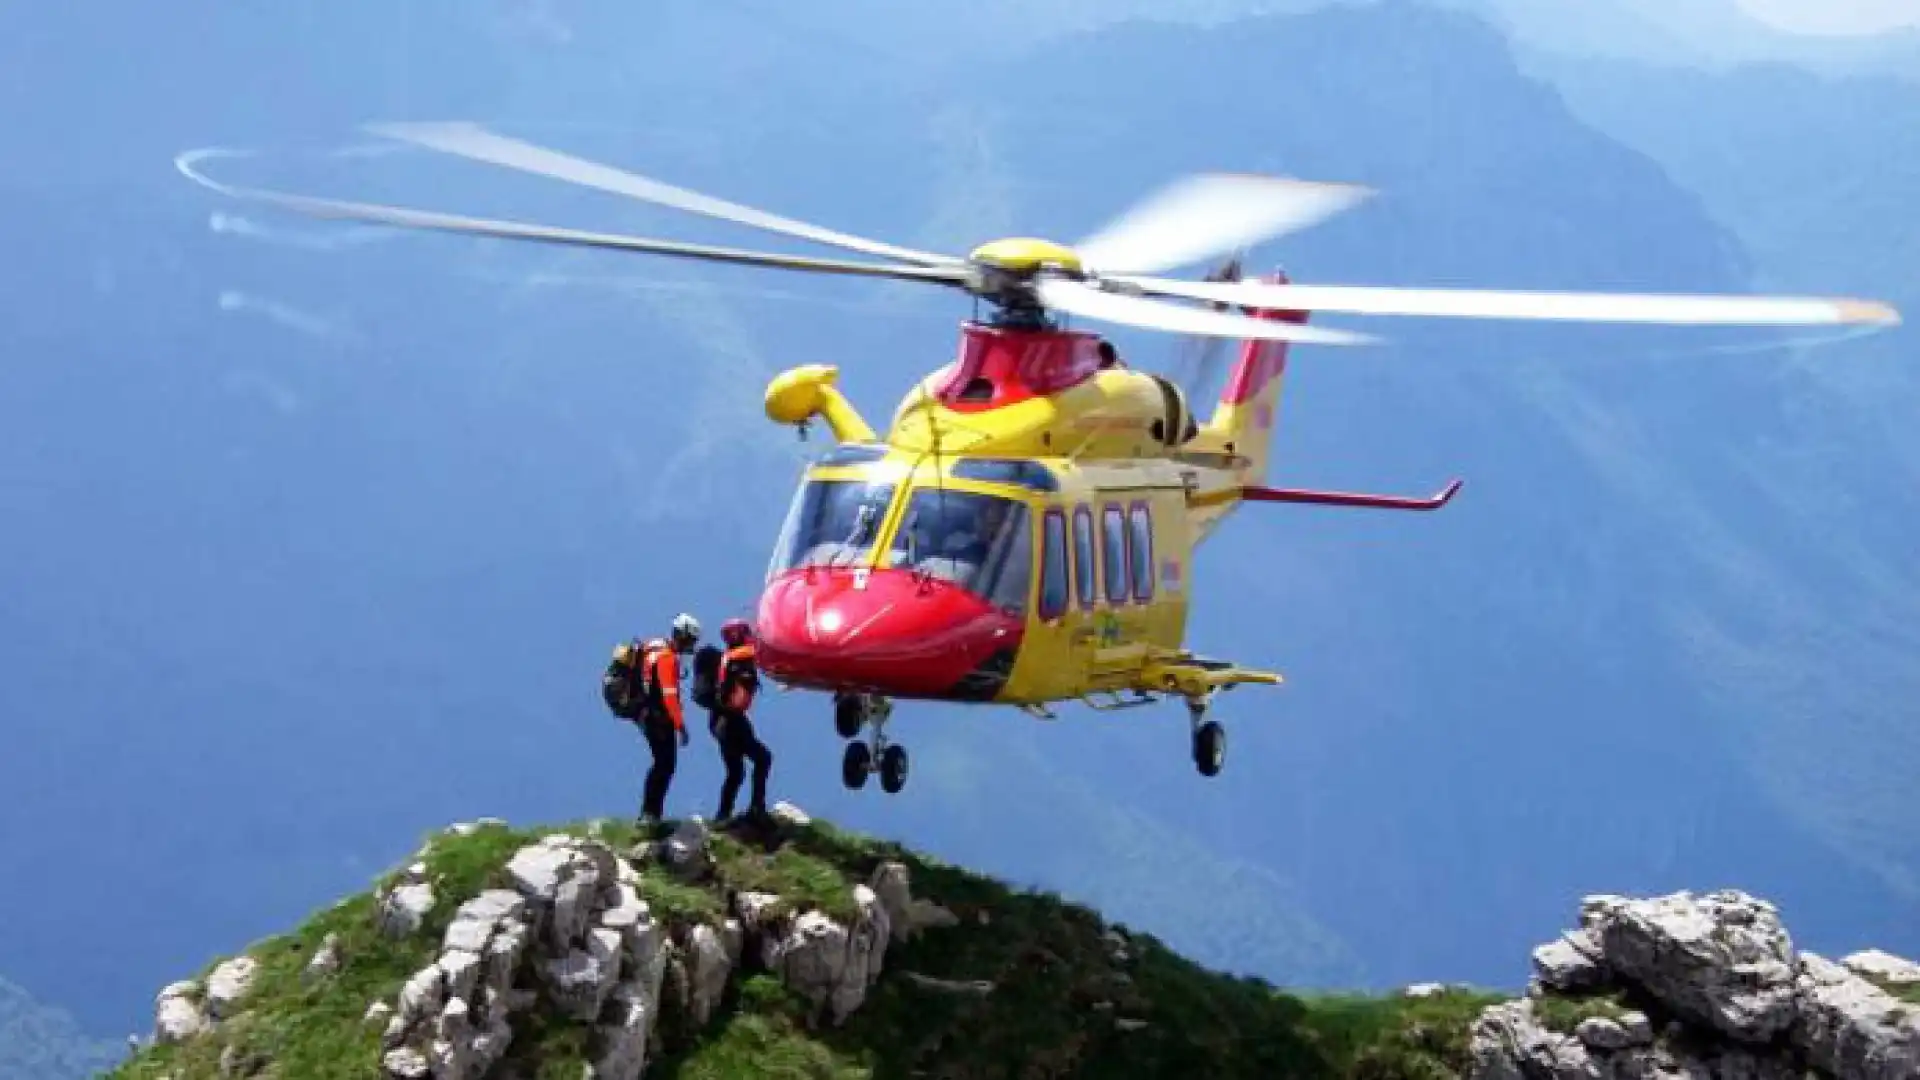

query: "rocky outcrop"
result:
(1471, 889), (1920, 1080)
(145, 811), (961, 1079)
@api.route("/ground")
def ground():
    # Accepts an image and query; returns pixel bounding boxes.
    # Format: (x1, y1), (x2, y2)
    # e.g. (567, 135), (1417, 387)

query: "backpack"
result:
(690, 644), (723, 711)
(601, 639), (650, 720)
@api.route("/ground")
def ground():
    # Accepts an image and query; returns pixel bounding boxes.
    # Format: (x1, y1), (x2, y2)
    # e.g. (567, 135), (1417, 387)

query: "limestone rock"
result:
(544, 933), (623, 1021)
(1586, 889), (1798, 1043)
(508, 836), (605, 953)
(1573, 1016), (1636, 1051)
(1844, 948), (1920, 988)
(1792, 952), (1920, 1080)
(868, 863), (914, 943)
(378, 882), (436, 940)
(153, 981), (208, 1044)
(1467, 999), (1601, 1080)
(381, 1046), (430, 1079)
(396, 963), (445, 1030)
(363, 1001), (393, 1027)
(205, 957), (258, 1020)
(1531, 928), (1605, 993)
(685, 924), (734, 1027)
(864, 861), (957, 944)
(770, 801), (811, 827)
(734, 891), (784, 935)
(438, 949), (483, 1006)
(303, 933), (342, 984)
(443, 818), (507, 837)
(662, 818), (711, 877)
(594, 982), (658, 1080)
(764, 884), (892, 1025)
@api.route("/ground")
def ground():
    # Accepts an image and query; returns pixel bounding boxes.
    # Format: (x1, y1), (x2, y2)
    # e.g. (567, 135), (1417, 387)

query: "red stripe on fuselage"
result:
(1219, 270), (1309, 405)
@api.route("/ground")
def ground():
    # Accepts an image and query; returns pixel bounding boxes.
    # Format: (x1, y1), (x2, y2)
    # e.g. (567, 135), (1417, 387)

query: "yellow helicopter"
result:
(177, 122), (1900, 793)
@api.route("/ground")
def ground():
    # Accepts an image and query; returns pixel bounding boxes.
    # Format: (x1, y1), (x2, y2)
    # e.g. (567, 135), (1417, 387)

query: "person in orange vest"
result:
(706, 618), (773, 824)
(625, 612), (699, 830)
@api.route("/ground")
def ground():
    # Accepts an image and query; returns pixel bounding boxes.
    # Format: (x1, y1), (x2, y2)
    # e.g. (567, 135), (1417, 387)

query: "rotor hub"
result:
(963, 237), (1086, 317)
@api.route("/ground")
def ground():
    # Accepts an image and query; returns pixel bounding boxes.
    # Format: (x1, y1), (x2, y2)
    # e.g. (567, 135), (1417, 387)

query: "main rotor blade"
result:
(1073, 173), (1372, 276)
(1036, 278), (1373, 345)
(175, 150), (972, 288)
(367, 121), (963, 268)
(1116, 275), (1904, 328)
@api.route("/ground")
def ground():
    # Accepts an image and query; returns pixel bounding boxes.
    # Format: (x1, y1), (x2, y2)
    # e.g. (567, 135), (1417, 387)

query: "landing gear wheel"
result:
(1193, 720), (1226, 777)
(842, 741), (872, 790)
(834, 694), (864, 739)
(878, 745), (910, 794)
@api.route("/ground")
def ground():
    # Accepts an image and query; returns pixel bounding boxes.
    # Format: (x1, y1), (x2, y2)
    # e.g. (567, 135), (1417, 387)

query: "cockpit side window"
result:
(768, 476), (898, 577)
(886, 488), (1032, 614)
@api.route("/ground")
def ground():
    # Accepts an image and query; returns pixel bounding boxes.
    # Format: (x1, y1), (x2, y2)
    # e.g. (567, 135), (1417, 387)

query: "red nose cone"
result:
(756, 567), (1024, 700)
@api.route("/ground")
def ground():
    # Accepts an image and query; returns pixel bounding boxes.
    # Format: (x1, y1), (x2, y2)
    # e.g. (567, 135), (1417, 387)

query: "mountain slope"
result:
(111, 812), (1497, 1080)
(109, 812), (1920, 1079)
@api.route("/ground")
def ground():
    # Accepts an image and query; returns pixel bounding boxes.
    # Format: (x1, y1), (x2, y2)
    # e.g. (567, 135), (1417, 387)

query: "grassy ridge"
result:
(111, 816), (1504, 1079)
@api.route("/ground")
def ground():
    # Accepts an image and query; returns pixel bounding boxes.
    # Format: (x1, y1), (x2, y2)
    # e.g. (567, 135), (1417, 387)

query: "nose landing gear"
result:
(835, 690), (909, 794)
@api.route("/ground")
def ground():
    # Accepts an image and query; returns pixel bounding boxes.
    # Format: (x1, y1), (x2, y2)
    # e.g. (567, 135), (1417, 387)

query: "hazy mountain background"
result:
(0, 979), (119, 1080)
(1, 0), (1913, 1063)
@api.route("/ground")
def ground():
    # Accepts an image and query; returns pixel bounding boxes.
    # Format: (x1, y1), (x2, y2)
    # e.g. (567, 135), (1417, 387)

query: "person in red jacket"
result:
(633, 613), (699, 830)
(708, 618), (773, 825)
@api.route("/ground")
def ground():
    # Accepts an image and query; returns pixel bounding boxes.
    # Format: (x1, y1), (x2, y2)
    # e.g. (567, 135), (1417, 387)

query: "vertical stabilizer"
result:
(1201, 268), (1309, 489)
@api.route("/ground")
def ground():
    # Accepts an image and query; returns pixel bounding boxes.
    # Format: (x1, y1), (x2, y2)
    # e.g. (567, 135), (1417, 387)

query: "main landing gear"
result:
(1188, 696), (1226, 778)
(835, 691), (909, 794)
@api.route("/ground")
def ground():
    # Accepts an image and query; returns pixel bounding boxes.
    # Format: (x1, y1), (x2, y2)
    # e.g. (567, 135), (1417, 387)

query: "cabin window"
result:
(885, 487), (1033, 614)
(1039, 509), (1069, 620)
(950, 457), (1061, 493)
(1102, 505), (1128, 603)
(1071, 506), (1096, 609)
(1129, 501), (1155, 601)
(768, 476), (898, 577)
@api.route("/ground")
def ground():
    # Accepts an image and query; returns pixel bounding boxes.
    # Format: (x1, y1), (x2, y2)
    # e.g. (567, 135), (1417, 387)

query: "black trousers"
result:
(639, 715), (678, 820)
(711, 710), (772, 818)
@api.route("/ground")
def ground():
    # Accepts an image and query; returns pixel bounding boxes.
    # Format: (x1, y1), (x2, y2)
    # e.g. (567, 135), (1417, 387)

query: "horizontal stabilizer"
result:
(1242, 478), (1461, 512)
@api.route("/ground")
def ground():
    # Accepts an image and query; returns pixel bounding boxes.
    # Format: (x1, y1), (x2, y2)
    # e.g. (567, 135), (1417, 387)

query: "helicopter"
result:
(178, 121), (1901, 795)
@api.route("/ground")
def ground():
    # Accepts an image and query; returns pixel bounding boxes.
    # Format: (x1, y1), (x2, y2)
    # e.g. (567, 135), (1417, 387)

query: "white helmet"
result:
(670, 612), (701, 644)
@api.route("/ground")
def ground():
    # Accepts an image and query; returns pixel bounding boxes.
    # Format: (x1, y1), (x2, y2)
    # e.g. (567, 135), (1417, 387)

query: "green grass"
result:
(1859, 973), (1920, 1006)
(110, 815), (1513, 1080)
(1531, 988), (1636, 1036)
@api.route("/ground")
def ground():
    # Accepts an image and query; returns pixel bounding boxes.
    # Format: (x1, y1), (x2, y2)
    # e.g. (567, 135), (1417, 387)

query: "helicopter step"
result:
(834, 690), (908, 795)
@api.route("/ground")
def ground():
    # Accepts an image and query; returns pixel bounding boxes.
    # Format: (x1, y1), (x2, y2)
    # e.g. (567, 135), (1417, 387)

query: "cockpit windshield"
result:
(768, 475), (899, 576)
(886, 488), (1033, 614)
